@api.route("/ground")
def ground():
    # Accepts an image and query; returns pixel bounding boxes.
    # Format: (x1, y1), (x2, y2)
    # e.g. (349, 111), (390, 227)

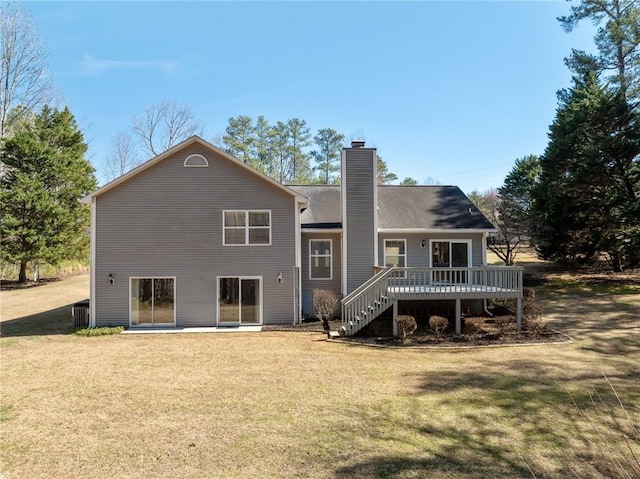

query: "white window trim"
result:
(183, 154), (209, 167)
(309, 239), (333, 280)
(383, 239), (407, 269)
(129, 276), (177, 328)
(223, 210), (272, 246)
(216, 276), (263, 325)
(428, 239), (472, 267)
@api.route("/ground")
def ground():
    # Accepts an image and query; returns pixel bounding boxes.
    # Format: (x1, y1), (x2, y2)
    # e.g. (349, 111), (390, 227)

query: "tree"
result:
(286, 118), (312, 183)
(377, 155), (398, 184)
(0, 106), (97, 282)
(311, 128), (344, 184)
(0, 2), (53, 138)
(532, 73), (640, 271)
(133, 99), (203, 157)
(399, 177), (418, 186)
(222, 115), (255, 165)
(559, 0), (640, 100)
(103, 130), (140, 181)
(492, 155), (541, 265)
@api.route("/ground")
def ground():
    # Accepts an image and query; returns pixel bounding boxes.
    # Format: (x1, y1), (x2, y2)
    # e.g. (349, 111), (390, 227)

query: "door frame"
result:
(216, 275), (263, 326)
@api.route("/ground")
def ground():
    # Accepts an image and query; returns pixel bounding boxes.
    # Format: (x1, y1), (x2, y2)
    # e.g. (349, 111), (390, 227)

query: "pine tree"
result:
(311, 128), (344, 184)
(0, 106), (97, 282)
(532, 74), (640, 271)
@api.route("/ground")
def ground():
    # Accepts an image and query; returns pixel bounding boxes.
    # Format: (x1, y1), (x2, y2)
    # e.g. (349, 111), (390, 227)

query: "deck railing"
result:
(341, 266), (523, 336)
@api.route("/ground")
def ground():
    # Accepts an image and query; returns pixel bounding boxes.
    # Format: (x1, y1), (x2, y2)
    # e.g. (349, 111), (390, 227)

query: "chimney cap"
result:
(351, 140), (366, 148)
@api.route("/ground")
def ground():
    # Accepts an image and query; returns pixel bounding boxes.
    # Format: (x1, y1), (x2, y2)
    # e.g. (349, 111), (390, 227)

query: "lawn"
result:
(1, 271), (639, 478)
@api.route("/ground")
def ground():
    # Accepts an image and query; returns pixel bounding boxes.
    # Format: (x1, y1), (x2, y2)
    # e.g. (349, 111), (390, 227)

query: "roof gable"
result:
(82, 136), (307, 205)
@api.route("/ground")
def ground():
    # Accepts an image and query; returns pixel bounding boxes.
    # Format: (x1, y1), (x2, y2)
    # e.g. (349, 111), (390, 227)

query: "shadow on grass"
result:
(332, 361), (639, 479)
(0, 303), (78, 337)
(0, 277), (62, 291)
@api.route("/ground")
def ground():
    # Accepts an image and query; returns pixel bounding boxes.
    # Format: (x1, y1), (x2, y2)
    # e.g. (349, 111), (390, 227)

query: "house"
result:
(81, 136), (523, 336)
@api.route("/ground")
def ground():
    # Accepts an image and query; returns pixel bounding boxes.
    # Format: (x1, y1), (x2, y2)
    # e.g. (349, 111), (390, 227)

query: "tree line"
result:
(470, 0), (640, 272)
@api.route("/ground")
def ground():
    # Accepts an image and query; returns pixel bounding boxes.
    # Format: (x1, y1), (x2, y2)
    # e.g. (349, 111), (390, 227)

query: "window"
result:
(223, 210), (271, 245)
(130, 277), (175, 326)
(183, 154), (209, 167)
(384, 239), (406, 268)
(309, 239), (332, 279)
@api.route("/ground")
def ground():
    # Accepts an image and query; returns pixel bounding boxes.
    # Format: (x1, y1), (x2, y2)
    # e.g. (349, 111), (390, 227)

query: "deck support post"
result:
(392, 300), (398, 336)
(455, 299), (461, 335)
(516, 297), (522, 332)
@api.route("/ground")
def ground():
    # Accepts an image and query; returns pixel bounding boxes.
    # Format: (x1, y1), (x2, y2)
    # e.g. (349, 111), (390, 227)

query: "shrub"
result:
(464, 317), (485, 336)
(313, 289), (337, 321)
(396, 315), (417, 341)
(75, 326), (124, 337)
(429, 315), (448, 340)
(493, 315), (512, 336)
(523, 291), (545, 336)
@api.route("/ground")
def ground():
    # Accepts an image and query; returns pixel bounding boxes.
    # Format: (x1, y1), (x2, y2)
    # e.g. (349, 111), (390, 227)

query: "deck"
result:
(341, 266), (524, 336)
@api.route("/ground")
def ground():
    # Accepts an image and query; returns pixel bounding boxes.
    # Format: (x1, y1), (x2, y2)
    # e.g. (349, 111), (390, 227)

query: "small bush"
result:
(464, 317), (485, 336)
(429, 315), (448, 340)
(493, 315), (512, 336)
(523, 293), (545, 336)
(313, 289), (337, 321)
(396, 315), (417, 341)
(75, 326), (124, 337)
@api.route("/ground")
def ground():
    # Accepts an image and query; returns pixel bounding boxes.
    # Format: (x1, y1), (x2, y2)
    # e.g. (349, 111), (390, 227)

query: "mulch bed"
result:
(263, 318), (571, 348)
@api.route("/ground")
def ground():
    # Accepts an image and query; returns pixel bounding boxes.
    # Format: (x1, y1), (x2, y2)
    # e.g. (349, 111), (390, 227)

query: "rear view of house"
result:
(82, 136), (522, 333)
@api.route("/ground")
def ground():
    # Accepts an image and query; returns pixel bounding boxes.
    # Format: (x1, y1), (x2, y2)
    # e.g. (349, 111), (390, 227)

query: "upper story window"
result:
(309, 239), (332, 280)
(384, 239), (406, 268)
(183, 154), (209, 167)
(224, 210), (271, 245)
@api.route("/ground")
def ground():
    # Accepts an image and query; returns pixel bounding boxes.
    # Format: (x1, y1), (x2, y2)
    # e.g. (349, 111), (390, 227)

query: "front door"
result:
(218, 277), (262, 325)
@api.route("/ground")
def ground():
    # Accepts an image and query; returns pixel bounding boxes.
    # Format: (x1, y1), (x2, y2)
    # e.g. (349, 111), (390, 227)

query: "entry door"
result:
(218, 277), (262, 325)
(431, 241), (470, 284)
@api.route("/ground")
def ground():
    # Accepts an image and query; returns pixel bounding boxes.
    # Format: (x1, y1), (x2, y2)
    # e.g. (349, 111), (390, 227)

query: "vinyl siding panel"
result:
(343, 148), (377, 294)
(94, 144), (297, 327)
(378, 233), (486, 267)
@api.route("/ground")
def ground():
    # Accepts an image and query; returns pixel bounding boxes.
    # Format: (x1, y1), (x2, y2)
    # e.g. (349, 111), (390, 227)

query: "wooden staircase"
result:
(340, 268), (396, 336)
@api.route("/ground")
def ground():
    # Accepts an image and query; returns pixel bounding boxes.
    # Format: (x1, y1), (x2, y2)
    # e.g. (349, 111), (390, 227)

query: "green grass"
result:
(75, 326), (125, 336)
(1, 273), (639, 478)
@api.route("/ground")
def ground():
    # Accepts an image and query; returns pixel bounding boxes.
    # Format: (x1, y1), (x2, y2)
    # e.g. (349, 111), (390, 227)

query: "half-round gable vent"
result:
(183, 154), (209, 167)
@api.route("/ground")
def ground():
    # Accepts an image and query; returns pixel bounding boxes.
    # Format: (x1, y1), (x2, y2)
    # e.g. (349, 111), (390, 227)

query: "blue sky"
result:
(28, 1), (597, 192)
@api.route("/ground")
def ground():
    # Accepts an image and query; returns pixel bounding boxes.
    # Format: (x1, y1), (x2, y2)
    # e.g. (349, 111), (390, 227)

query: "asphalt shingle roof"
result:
(288, 185), (495, 230)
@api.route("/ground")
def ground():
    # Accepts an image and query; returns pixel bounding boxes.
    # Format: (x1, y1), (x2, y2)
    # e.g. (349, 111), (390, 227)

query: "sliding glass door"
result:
(131, 278), (175, 326)
(431, 241), (471, 284)
(218, 277), (262, 325)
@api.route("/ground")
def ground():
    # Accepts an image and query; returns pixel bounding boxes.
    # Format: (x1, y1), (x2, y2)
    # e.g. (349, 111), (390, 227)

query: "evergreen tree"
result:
(559, 0), (640, 100)
(1, 106), (97, 282)
(222, 115), (255, 165)
(311, 128), (344, 184)
(377, 155), (398, 184)
(286, 118), (311, 183)
(532, 74), (640, 271)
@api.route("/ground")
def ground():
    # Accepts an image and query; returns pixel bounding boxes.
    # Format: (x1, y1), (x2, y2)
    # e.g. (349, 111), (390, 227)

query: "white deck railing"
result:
(341, 266), (523, 336)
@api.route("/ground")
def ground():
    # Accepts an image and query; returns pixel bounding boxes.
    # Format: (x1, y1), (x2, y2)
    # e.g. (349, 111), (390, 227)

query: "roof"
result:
(81, 136), (308, 206)
(289, 185), (495, 231)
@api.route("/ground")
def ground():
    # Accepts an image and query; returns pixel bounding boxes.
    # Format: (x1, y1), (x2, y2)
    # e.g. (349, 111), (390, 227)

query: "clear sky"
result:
(27, 1), (597, 192)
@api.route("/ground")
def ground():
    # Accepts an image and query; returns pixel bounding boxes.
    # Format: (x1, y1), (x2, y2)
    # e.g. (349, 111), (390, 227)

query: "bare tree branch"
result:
(0, 2), (53, 138)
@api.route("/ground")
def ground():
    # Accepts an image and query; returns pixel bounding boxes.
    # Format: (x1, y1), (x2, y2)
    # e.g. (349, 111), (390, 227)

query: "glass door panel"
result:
(153, 278), (174, 324)
(240, 279), (260, 324)
(451, 242), (469, 283)
(219, 278), (240, 324)
(131, 278), (153, 325)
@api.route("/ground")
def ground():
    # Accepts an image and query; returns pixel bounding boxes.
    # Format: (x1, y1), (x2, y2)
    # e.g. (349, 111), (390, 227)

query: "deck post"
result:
(455, 299), (461, 335)
(392, 300), (398, 336)
(516, 297), (522, 332)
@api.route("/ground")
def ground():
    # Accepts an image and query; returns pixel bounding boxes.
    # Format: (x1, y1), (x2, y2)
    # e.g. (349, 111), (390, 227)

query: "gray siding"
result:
(94, 144), (297, 327)
(343, 148), (377, 294)
(378, 233), (486, 267)
(301, 232), (342, 318)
